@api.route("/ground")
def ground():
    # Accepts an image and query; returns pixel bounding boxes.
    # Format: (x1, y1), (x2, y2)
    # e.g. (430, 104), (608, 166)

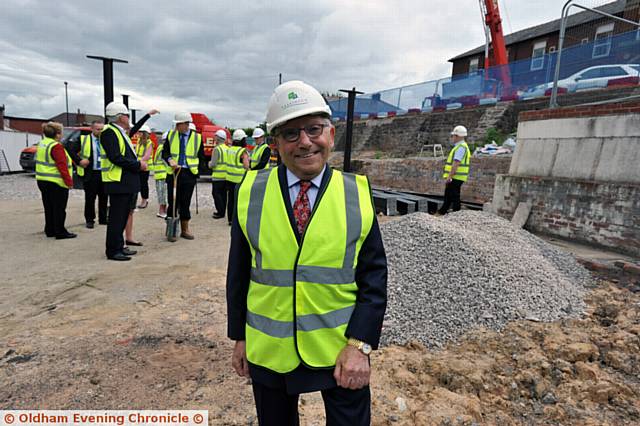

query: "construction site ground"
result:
(1, 173), (639, 425)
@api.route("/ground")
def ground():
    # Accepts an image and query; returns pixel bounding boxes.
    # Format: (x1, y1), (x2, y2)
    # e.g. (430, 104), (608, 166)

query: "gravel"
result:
(379, 210), (591, 348)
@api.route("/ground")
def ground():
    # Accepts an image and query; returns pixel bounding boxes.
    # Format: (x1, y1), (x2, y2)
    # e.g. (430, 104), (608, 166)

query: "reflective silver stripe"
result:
(36, 172), (62, 178)
(251, 268), (293, 287)
(247, 311), (293, 338)
(296, 265), (355, 284)
(186, 155), (199, 159)
(342, 173), (361, 270)
(227, 171), (246, 177)
(247, 170), (271, 271)
(35, 160), (56, 166)
(296, 305), (355, 332)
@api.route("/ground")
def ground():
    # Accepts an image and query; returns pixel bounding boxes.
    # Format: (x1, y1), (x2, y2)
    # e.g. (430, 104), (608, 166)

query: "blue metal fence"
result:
(329, 29), (640, 119)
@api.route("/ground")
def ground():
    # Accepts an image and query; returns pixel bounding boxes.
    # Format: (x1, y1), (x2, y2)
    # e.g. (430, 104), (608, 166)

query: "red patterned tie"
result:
(293, 181), (312, 236)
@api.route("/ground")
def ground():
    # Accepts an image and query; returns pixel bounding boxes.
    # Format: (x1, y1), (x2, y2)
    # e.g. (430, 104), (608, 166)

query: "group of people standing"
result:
(35, 102), (273, 260)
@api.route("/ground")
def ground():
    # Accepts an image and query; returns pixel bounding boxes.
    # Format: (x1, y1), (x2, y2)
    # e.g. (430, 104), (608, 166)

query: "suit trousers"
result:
(211, 180), (227, 217)
(105, 193), (132, 258)
(166, 170), (197, 221)
(83, 169), (108, 224)
(37, 180), (69, 238)
(438, 179), (464, 215)
(252, 381), (371, 426)
(226, 181), (238, 225)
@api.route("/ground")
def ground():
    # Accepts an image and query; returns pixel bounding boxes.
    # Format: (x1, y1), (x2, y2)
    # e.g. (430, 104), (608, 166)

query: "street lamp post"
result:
(64, 81), (69, 126)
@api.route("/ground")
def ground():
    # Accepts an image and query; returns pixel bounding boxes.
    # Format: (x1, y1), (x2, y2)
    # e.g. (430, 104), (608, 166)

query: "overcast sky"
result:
(1, 0), (568, 130)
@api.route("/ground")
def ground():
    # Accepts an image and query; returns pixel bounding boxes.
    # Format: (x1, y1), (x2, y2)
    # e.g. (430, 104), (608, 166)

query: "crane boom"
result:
(481, 0), (512, 88)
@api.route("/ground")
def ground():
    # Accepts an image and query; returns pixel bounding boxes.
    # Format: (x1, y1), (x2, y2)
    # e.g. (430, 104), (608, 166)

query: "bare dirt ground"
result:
(1, 174), (639, 425)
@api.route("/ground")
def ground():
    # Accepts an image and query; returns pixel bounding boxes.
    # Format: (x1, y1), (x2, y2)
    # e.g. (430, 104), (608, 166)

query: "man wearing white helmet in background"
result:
(209, 129), (229, 219)
(436, 125), (471, 216)
(249, 127), (271, 170)
(161, 111), (205, 241)
(227, 81), (388, 425)
(224, 128), (250, 225)
(100, 102), (158, 261)
(67, 120), (107, 229)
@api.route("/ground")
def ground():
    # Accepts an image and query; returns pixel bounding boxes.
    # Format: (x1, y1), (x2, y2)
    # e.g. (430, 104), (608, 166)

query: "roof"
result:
(449, 0), (629, 62)
(48, 112), (104, 124)
(4, 115), (48, 122)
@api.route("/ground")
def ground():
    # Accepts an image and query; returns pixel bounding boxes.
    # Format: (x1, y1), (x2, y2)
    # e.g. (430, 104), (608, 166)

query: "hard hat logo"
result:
(288, 92), (298, 100)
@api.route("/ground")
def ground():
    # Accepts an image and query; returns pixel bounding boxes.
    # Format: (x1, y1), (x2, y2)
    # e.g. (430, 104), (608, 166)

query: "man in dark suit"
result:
(100, 102), (157, 261)
(67, 120), (108, 228)
(227, 81), (387, 426)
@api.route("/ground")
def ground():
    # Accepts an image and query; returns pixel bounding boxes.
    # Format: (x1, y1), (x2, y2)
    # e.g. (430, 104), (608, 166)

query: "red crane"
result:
(480, 0), (512, 89)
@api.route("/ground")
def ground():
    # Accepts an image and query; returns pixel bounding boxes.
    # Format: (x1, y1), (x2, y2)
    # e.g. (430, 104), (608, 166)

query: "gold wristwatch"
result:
(347, 337), (372, 355)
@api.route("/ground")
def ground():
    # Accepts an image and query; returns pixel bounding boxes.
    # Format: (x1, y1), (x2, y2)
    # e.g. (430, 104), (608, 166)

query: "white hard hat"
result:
(252, 128), (265, 139)
(266, 80), (331, 133)
(105, 101), (129, 117)
(173, 111), (192, 123)
(232, 129), (247, 141)
(215, 129), (227, 140)
(139, 124), (151, 134)
(189, 122), (196, 131)
(451, 125), (468, 137)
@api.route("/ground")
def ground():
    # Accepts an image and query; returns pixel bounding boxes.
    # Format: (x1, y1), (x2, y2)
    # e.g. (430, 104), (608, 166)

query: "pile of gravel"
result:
(379, 210), (591, 348)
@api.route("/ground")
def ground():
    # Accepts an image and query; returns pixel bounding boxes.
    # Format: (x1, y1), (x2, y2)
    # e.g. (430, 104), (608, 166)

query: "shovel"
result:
(165, 167), (181, 241)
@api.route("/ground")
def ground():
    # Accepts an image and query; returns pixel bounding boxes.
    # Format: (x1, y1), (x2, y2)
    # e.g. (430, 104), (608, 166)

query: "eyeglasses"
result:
(277, 123), (329, 143)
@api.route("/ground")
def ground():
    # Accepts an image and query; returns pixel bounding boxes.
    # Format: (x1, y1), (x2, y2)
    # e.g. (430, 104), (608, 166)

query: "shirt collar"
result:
(286, 165), (326, 189)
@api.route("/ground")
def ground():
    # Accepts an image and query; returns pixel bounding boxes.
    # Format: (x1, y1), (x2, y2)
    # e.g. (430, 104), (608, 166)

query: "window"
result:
(581, 38), (590, 45)
(469, 58), (479, 74)
(593, 23), (614, 58)
(599, 67), (627, 77)
(579, 68), (602, 79)
(530, 41), (546, 71)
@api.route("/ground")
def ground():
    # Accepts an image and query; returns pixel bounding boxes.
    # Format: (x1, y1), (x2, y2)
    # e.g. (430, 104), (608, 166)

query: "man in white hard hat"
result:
(100, 102), (158, 261)
(209, 129), (229, 219)
(224, 128), (250, 225)
(227, 81), (388, 425)
(249, 127), (271, 170)
(67, 120), (107, 228)
(161, 111), (205, 241)
(437, 125), (471, 215)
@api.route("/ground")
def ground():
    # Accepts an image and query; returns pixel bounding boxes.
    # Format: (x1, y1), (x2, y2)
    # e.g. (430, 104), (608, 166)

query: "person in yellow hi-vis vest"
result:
(224, 129), (250, 225)
(161, 112), (205, 241)
(35, 121), (75, 239)
(227, 81), (388, 425)
(152, 132), (168, 218)
(208, 129), (229, 219)
(135, 124), (154, 209)
(249, 127), (271, 170)
(437, 125), (471, 216)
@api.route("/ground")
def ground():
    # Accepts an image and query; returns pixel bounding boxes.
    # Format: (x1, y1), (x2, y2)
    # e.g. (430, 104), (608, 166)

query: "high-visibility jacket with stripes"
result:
(211, 144), (228, 181)
(166, 130), (202, 175)
(226, 145), (247, 183)
(136, 139), (151, 160)
(99, 124), (130, 183)
(152, 143), (167, 181)
(250, 143), (270, 170)
(236, 168), (375, 373)
(443, 141), (470, 182)
(77, 134), (105, 177)
(35, 137), (72, 188)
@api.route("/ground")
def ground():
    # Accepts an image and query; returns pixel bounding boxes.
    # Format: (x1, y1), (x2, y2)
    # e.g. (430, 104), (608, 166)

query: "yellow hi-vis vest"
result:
(152, 143), (167, 181)
(211, 144), (227, 181)
(226, 145), (247, 183)
(99, 124), (130, 183)
(443, 141), (471, 182)
(136, 139), (151, 160)
(167, 130), (201, 175)
(236, 168), (375, 373)
(250, 143), (270, 170)
(35, 137), (72, 188)
(77, 134), (104, 177)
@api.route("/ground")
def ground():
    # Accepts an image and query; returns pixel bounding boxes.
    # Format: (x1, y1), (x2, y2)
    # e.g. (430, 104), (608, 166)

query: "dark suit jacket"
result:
(100, 115), (151, 194)
(226, 165), (388, 394)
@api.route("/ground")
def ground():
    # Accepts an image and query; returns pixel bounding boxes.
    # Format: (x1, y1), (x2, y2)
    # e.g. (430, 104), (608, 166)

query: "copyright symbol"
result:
(193, 413), (203, 424)
(4, 413), (15, 424)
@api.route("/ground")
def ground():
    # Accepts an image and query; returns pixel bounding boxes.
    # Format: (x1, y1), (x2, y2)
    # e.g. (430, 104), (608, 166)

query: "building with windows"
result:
(449, 0), (639, 80)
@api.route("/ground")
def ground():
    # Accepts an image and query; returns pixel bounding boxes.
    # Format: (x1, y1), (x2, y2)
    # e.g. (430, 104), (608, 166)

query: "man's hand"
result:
(168, 159), (178, 170)
(333, 345), (370, 390)
(79, 159), (90, 168)
(148, 109), (160, 116)
(140, 160), (148, 171)
(232, 340), (250, 378)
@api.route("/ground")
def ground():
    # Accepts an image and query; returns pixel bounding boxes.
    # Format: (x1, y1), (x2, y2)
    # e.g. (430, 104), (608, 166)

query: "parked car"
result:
(522, 64), (640, 98)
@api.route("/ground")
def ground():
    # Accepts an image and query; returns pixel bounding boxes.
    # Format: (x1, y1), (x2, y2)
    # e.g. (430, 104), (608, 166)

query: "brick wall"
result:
(350, 156), (512, 204)
(493, 175), (640, 256)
